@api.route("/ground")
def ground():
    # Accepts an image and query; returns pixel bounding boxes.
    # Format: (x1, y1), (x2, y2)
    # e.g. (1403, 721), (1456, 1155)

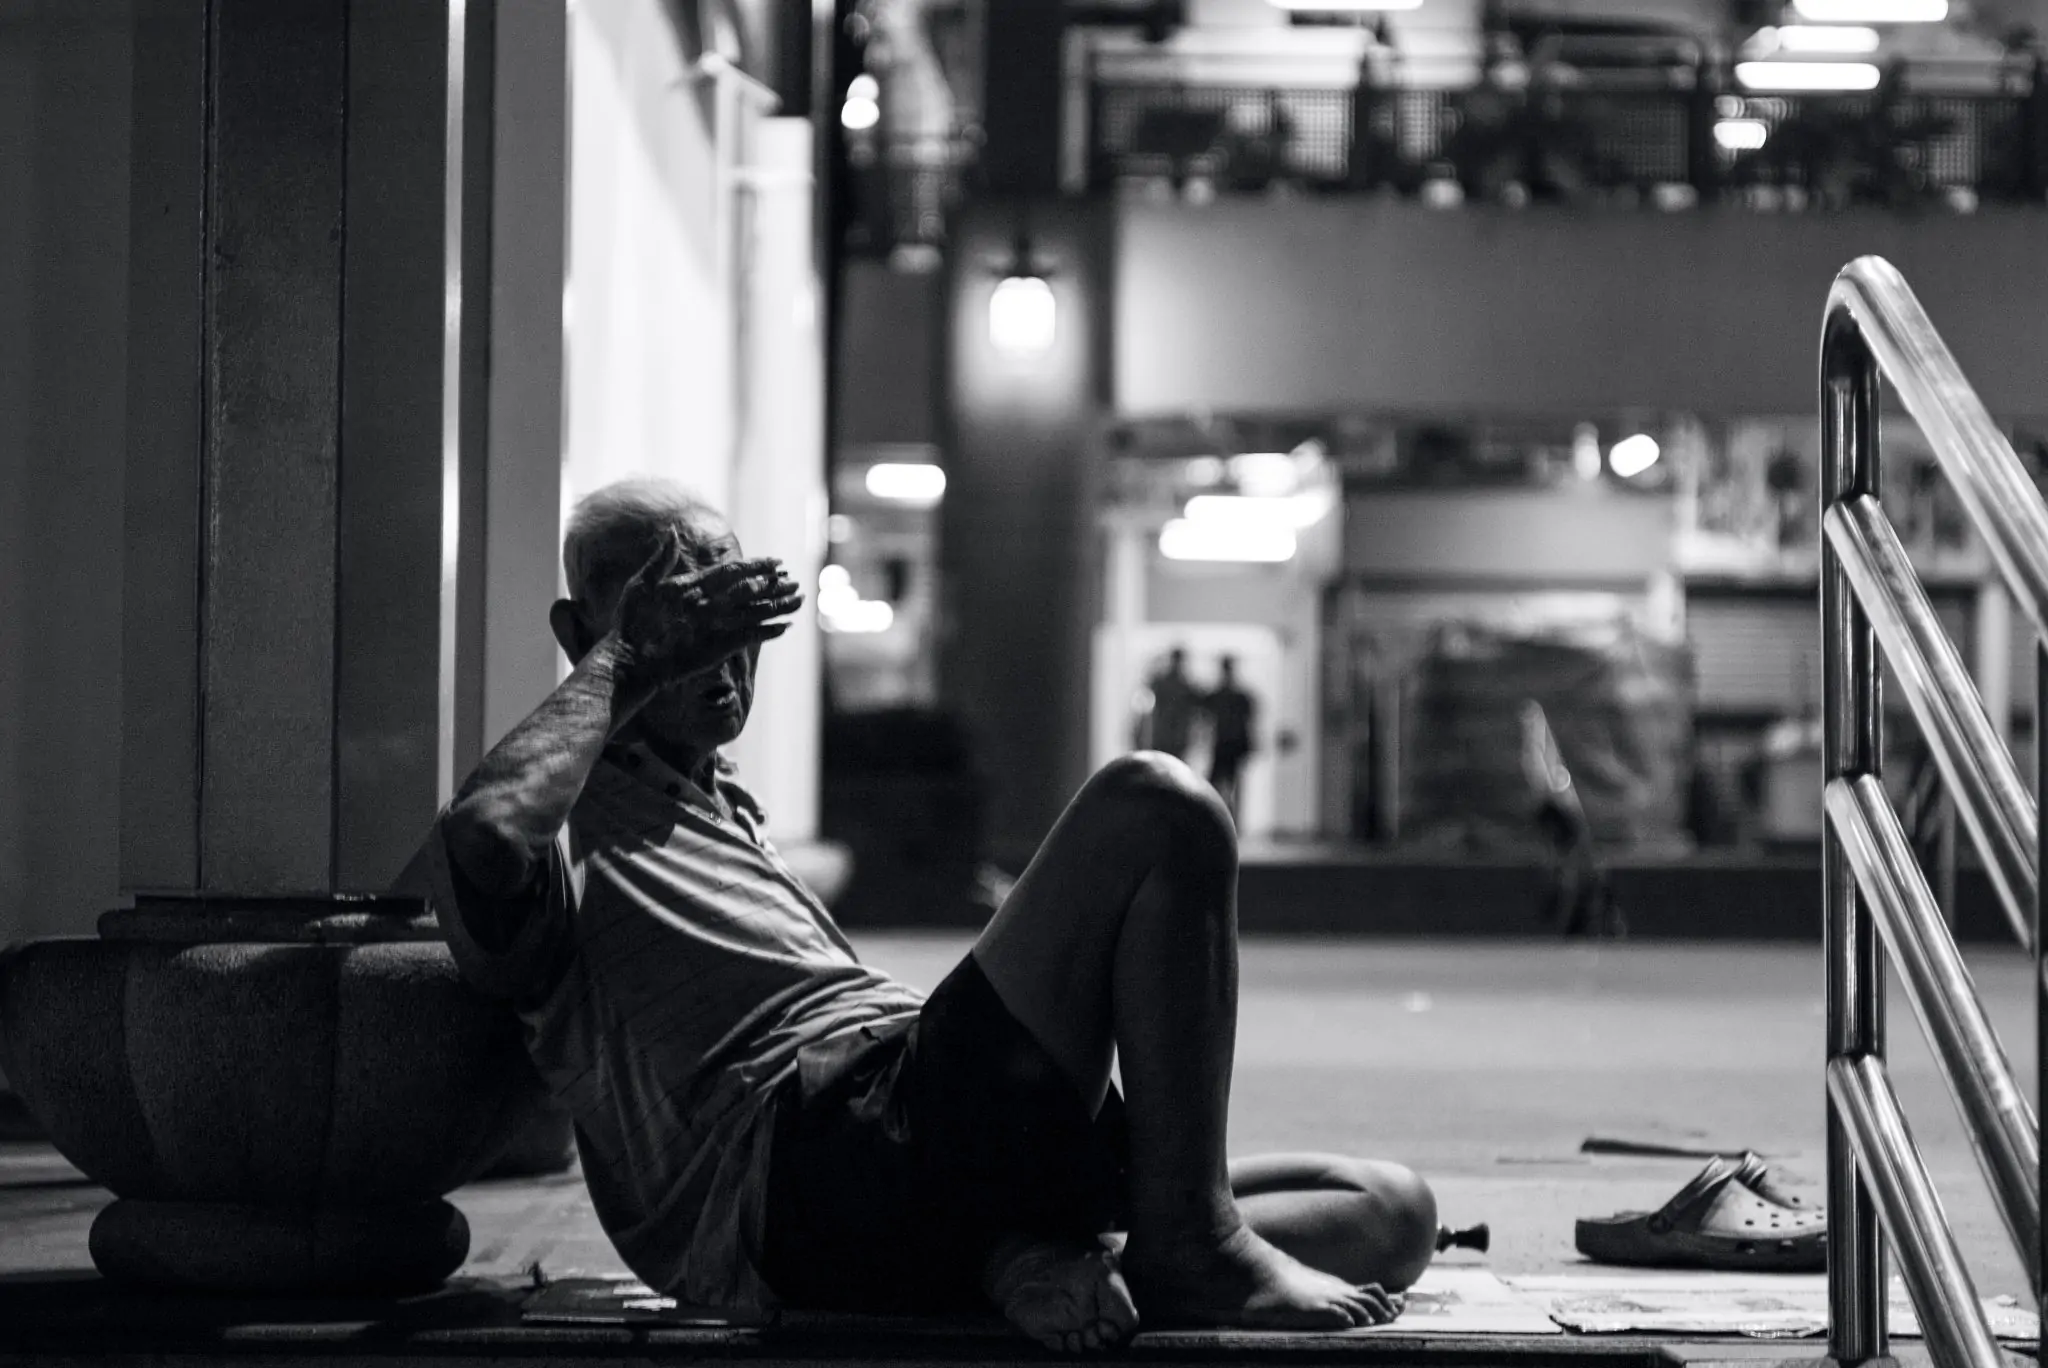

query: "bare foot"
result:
(985, 1234), (1141, 1353)
(1123, 1225), (1404, 1331)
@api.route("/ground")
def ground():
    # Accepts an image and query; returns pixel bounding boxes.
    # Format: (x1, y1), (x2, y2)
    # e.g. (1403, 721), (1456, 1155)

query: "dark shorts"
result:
(760, 955), (1130, 1313)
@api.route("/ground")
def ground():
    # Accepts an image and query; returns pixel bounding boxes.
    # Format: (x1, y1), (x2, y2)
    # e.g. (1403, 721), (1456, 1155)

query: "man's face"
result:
(606, 514), (760, 754)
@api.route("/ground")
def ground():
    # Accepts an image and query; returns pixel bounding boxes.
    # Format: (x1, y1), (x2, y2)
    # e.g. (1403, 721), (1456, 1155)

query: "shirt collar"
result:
(605, 739), (724, 815)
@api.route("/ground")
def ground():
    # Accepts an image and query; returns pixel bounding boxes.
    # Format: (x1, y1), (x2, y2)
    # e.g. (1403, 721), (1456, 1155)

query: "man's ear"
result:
(549, 599), (589, 663)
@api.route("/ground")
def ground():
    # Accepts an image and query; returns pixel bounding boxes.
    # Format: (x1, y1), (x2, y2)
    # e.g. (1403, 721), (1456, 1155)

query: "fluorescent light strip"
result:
(1776, 24), (1881, 53)
(1184, 489), (1337, 531)
(1791, 0), (1945, 21)
(1159, 518), (1298, 564)
(1735, 60), (1882, 91)
(1714, 118), (1770, 151)
(1267, 0), (1423, 10)
(864, 462), (947, 503)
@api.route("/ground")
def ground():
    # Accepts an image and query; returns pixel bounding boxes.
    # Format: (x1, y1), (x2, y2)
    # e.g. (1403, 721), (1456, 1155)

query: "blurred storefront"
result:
(814, 0), (2048, 921)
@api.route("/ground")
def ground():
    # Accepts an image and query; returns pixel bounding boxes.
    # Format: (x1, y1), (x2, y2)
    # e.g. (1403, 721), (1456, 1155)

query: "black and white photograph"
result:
(4, 0), (2048, 1364)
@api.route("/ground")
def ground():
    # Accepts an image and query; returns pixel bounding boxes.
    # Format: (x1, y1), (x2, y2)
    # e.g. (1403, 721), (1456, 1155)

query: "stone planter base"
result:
(90, 1197), (469, 1295)
(0, 901), (555, 1295)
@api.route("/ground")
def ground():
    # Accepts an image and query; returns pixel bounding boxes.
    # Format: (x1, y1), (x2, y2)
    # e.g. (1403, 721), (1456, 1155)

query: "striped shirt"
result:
(422, 741), (926, 1308)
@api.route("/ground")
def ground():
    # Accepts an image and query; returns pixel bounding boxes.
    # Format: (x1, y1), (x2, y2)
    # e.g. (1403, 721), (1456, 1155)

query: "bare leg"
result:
(973, 753), (1393, 1330)
(1231, 1154), (1440, 1291)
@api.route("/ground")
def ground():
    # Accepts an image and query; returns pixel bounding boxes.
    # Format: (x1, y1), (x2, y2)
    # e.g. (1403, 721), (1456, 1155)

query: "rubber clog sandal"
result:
(1575, 1156), (1827, 1271)
(1732, 1150), (1821, 1212)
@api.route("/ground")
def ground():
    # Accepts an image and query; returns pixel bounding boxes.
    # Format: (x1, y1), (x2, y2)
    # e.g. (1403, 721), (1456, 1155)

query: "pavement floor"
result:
(847, 933), (2040, 1302)
(0, 934), (2039, 1361)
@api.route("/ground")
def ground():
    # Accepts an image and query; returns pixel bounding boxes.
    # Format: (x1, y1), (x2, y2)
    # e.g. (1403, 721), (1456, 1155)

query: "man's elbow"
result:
(441, 801), (539, 900)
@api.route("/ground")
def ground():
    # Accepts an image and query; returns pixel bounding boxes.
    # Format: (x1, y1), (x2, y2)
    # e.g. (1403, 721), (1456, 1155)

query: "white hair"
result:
(562, 477), (728, 611)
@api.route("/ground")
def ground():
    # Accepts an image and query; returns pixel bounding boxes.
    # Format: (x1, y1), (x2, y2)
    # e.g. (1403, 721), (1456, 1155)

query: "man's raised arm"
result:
(441, 633), (640, 901)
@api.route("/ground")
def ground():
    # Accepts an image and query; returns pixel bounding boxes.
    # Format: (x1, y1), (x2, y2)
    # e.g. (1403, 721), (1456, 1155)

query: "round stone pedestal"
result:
(0, 904), (553, 1295)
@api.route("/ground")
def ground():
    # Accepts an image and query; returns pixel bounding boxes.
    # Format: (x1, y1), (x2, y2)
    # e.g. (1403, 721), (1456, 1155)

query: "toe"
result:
(1346, 1291), (1387, 1326)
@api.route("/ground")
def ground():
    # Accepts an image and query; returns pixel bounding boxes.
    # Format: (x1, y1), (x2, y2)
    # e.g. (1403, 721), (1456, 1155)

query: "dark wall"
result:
(940, 200), (1112, 868)
(1117, 200), (2048, 419)
(0, 1), (133, 943)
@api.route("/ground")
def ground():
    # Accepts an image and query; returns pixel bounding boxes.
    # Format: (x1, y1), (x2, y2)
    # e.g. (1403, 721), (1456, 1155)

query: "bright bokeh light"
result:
(1735, 61), (1882, 91)
(1609, 434), (1662, 479)
(1776, 24), (1881, 52)
(1184, 487), (1336, 531)
(988, 276), (1057, 355)
(1791, 0), (1944, 20)
(1158, 518), (1298, 564)
(1185, 455), (1227, 488)
(847, 74), (879, 101)
(840, 97), (880, 131)
(1572, 424), (1604, 481)
(817, 564), (894, 635)
(826, 514), (853, 544)
(864, 462), (947, 505)
(1714, 119), (1770, 151)
(1267, 0), (1423, 9)
(1228, 452), (1300, 498)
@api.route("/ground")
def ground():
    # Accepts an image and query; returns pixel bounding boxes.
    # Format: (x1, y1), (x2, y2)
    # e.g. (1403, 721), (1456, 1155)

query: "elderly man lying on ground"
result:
(421, 477), (1438, 1351)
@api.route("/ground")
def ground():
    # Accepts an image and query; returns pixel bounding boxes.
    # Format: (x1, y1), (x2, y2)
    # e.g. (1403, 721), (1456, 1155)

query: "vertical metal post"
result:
(2038, 641), (2047, 1330)
(1936, 786), (1958, 931)
(1822, 309), (1888, 1365)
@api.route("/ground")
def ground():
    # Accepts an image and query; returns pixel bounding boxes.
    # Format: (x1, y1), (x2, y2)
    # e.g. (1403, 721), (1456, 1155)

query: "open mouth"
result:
(699, 681), (739, 710)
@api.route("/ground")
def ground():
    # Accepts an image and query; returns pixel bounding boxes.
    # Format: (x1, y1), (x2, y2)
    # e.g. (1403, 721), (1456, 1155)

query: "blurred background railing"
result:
(1080, 55), (2046, 206)
(835, 8), (2048, 257)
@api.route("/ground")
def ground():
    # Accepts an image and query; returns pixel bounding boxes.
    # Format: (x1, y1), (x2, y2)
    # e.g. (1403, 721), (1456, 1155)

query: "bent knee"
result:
(1374, 1164), (1440, 1291)
(1088, 752), (1234, 840)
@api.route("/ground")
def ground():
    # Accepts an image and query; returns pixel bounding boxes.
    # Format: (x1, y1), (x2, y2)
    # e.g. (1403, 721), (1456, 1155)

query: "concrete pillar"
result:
(727, 118), (828, 841)
(940, 199), (1110, 867)
(0, 0), (552, 1297)
(122, 0), (472, 897)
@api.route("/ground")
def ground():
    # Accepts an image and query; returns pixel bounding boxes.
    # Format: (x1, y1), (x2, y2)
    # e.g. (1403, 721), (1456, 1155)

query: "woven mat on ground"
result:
(522, 1266), (1561, 1337)
(1508, 1273), (2039, 1342)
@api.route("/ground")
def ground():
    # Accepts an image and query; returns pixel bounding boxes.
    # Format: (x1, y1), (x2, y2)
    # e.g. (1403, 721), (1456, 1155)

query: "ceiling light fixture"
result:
(989, 227), (1057, 358)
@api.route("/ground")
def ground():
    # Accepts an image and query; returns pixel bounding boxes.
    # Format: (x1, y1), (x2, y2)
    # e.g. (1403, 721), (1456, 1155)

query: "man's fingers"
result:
(694, 557), (783, 595)
(733, 590), (804, 624)
(726, 572), (797, 611)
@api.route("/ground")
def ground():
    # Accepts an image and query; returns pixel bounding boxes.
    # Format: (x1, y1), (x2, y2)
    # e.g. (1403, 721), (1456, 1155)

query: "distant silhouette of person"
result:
(1139, 647), (1200, 759)
(1204, 656), (1257, 822)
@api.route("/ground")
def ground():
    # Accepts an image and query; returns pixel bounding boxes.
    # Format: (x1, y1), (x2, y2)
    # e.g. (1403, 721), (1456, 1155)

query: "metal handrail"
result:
(1824, 497), (2036, 948)
(1828, 1053), (2008, 1368)
(1821, 253), (2046, 1368)
(1829, 260), (2048, 641)
(1826, 775), (2039, 1288)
